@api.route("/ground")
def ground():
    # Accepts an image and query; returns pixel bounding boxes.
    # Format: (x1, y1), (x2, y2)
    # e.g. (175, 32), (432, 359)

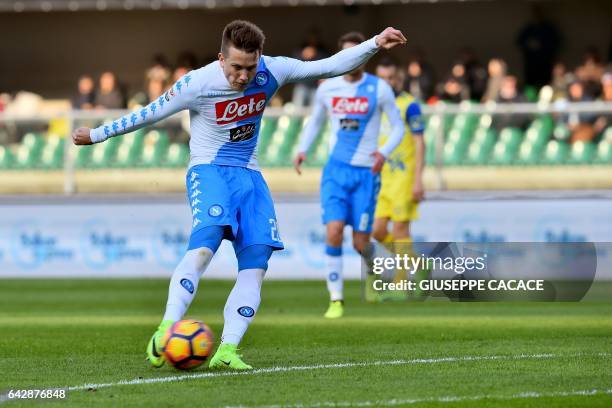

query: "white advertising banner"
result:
(0, 198), (610, 278)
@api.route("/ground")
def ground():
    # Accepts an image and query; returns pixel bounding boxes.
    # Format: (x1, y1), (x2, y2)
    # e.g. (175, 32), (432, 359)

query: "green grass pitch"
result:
(1, 279), (611, 407)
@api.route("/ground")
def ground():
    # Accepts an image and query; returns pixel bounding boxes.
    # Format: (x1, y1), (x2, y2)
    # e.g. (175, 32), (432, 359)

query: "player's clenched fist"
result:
(374, 27), (407, 50)
(72, 127), (94, 145)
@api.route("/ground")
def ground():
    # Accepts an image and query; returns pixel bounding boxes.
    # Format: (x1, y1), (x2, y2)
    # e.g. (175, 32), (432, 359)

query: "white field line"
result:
(0, 352), (609, 404)
(230, 388), (612, 408)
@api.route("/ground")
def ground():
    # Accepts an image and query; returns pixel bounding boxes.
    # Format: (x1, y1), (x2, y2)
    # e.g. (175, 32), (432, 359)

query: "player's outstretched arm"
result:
(72, 72), (200, 145)
(270, 27), (406, 85)
(294, 89), (327, 175)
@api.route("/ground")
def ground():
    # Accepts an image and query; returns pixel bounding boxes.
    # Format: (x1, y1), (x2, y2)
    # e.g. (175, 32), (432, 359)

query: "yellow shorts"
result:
(375, 168), (419, 222)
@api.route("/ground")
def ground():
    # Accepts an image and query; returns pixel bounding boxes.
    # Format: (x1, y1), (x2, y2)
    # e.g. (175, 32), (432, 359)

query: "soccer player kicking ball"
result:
(294, 32), (406, 319)
(372, 59), (426, 301)
(72, 21), (406, 369)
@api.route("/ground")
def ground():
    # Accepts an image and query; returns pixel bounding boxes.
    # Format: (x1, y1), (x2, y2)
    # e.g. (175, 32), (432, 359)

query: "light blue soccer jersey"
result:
(298, 73), (404, 167)
(89, 37), (381, 171)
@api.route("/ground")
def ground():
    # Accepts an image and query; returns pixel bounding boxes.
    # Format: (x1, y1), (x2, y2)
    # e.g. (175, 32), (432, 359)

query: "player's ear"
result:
(218, 52), (225, 67)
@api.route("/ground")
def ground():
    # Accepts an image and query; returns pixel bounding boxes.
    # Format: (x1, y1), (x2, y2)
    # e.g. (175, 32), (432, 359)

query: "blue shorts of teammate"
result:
(320, 158), (381, 233)
(186, 164), (284, 254)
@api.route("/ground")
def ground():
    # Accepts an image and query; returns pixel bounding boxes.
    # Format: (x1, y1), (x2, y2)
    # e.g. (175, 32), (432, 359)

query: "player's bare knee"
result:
(392, 221), (410, 240)
(326, 223), (344, 247)
(372, 224), (388, 242)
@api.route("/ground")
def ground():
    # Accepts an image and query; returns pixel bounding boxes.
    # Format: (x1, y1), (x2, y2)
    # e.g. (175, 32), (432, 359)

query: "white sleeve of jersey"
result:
(265, 37), (379, 86)
(378, 82), (405, 158)
(298, 87), (327, 154)
(90, 71), (202, 143)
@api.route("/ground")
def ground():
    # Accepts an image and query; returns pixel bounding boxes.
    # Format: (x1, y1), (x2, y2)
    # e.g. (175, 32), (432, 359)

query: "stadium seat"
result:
(0, 145), (15, 169)
(443, 142), (466, 165)
(594, 141), (611, 164)
(74, 144), (94, 168)
(165, 143), (190, 167)
(39, 137), (64, 169)
(488, 139), (518, 165)
(258, 117), (278, 155)
(515, 141), (543, 165)
(553, 123), (571, 142)
(566, 141), (596, 165)
(602, 127), (612, 143)
(499, 127), (524, 149)
(541, 140), (570, 165)
(140, 130), (170, 167)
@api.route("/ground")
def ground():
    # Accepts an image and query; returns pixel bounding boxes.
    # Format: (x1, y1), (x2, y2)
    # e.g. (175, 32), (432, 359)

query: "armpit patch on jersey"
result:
(340, 118), (360, 131)
(229, 123), (256, 142)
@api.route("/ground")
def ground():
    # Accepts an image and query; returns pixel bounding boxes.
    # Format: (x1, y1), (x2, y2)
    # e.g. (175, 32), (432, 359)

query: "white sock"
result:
(221, 268), (265, 345)
(162, 247), (213, 322)
(326, 254), (343, 301)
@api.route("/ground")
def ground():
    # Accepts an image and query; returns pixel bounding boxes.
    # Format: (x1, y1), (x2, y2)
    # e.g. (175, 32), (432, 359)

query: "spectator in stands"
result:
(437, 77), (466, 104)
(173, 51), (199, 82)
(563, 80), (597, 143)
(72, 75), (95, 110)
(594, 72), (612, 137)
(575, 47), (605, 98)
(146, 54), (172, 85)
(516, 4), (561, 88)
(94, 71), (124, 110)
(549, 62), (571, 101)
(450, 61), (470, 97)
(482, 58), (507, 102)
(291, 43), (328, 107)
(404, 59), (434, 102)
(458, 47), (487, 101)
(493, 75), (529, 130)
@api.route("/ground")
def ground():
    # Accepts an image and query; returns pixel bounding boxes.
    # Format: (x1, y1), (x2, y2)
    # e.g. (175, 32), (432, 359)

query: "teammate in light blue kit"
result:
(294, 32), (405, 319)
(73, 21), (407, 369)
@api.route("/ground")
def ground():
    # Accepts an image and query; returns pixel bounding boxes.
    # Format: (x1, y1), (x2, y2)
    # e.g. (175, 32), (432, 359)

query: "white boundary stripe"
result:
(0, 352), (609, 404)
(233, 388), (612, 408)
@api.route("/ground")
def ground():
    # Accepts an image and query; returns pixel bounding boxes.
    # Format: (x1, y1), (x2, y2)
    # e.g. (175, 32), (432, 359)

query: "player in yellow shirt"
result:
(372, 58), (426, 299)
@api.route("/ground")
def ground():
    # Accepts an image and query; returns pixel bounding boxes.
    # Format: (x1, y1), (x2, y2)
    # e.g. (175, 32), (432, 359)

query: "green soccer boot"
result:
(146, 319), (173, 368)
(209, 343), (253, 370)
(324, 300), (344, 319)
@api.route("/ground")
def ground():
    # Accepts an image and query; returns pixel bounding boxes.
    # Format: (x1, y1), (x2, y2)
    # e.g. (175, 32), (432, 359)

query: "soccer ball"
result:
(161, 320), (214, 370)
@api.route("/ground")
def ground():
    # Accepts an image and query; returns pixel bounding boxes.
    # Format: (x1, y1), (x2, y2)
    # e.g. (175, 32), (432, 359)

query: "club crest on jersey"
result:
(215, 92), (266, 125)
(230, 122), (256, 142)
(208, 204), (224, 217)
(332, 97), (369, 114)
(255, 71), (269, 86)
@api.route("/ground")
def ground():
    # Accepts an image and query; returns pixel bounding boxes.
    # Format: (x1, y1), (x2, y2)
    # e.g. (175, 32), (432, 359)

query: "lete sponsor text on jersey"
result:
(332, 97), (369, 115)
(215, 92), (267, 125)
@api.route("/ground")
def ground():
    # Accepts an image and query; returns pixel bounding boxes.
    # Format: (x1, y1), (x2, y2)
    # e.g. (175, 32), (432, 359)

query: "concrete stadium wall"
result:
(0, 0), (610, 98)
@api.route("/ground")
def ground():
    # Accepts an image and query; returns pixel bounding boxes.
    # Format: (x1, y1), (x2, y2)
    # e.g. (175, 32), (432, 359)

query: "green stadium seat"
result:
(39, 137), (64, 169)
(74, 145), (94, 168)
(165, 143), (190, 167)
(541, 140), (569, 165)
(489, 140), (516, 166)
(478, 114), (493, 130)
(553, 123), (571, 142)
(443, 142), (466, 165)
(22, 132), (45, 156)
(0, 145), (15, 169)
(499, 127), (524, 149)
(258, 117), (278, 155)
(594, 141), (611, 164)
(515, 141), (543, 165)
(602, 127), (612, 144)
(566, 141), (596, 165)
(524, 127), (549, 149)
(464, 140), (493, 165)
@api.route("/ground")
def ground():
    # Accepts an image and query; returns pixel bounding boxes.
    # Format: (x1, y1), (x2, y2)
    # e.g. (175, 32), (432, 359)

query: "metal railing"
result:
(1, 101), (611, 194)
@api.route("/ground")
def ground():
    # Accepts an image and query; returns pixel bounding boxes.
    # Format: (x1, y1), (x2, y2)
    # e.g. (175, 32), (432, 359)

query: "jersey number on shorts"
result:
(269, 219), (281, 242)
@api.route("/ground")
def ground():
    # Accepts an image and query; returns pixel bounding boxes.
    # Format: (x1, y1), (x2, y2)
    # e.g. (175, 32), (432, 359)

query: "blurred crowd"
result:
(71, 52), (200, 111)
